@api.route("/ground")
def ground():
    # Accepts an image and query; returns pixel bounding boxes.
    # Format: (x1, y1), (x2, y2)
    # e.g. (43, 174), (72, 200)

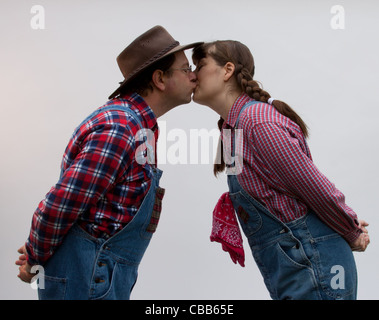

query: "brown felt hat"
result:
(109, 25), (203, 99)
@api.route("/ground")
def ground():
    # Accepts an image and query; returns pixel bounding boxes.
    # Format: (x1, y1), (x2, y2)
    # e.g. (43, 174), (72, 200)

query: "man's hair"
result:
(120, 54), (176, 97)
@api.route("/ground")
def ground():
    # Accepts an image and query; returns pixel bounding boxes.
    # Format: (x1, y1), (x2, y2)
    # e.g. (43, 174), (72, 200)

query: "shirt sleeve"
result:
(25, 124), (135, 266)
(251, 122), (362, 244)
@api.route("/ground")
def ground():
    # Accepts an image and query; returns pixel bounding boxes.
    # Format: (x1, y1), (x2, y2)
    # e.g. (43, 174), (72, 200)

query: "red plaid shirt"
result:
(26, 93), (159, 266)
(223, 94), (361, 243)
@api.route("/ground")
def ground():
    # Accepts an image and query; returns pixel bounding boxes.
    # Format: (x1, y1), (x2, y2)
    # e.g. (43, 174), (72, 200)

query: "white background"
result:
(1, 0), (378, 300)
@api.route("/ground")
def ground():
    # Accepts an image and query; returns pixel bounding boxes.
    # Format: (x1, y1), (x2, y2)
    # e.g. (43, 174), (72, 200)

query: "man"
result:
(15, 26), (202, 299)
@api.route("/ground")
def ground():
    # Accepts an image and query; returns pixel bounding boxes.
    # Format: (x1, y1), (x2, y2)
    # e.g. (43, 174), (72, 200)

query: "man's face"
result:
(163, 51), (197, 106)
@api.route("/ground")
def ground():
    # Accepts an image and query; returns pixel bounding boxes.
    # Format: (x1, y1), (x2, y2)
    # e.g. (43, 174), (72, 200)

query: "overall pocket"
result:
(312, 233), (357, 299)
(229, 191), (262, 236)
(109, 262), (139, 300)
(252, 237), (320, 300)
(304, 212), (358, 299)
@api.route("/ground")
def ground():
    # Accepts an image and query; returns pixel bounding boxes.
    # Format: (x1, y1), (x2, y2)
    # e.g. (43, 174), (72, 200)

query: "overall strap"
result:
(74, 101), (144, 133)
(101, 102), (156, 166)
(235, 100), (260, 128)
(229, 100), (260, 161)
(96, 101), (144, 129)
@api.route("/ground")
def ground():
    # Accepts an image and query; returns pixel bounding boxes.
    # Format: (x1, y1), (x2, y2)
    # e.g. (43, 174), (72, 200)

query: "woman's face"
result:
(192, 54), (226, 106)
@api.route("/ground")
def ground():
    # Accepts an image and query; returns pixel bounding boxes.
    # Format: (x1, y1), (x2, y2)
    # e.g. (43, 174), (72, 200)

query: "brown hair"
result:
(120, 53), (176, 97)
(192, 41), (309, 176)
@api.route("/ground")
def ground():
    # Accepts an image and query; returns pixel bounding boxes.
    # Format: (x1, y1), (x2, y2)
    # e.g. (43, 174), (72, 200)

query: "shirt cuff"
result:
(343, 227), (362, 244)
(25, 242), (39, 267)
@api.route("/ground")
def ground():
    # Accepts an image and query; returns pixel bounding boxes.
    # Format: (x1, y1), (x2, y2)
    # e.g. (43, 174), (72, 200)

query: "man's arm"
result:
(24, 123), (134, 267)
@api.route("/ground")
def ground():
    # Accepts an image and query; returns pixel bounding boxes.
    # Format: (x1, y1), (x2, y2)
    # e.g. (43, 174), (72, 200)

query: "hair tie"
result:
(268, 98), (275, 105)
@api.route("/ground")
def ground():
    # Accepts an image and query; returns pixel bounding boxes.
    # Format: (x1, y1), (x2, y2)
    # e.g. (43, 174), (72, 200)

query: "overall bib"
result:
(228, 102), (357, 300)
(38, 102), (164, 300)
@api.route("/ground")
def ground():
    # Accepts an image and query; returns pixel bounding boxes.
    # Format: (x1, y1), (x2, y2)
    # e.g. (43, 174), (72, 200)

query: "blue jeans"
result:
(38, 168), (164, 300)
(228, 174), (357, 300)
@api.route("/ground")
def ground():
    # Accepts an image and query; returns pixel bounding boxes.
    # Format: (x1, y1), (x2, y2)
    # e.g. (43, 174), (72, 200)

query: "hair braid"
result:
(214, 116), (226, 176)
(237, 71), (309, 138)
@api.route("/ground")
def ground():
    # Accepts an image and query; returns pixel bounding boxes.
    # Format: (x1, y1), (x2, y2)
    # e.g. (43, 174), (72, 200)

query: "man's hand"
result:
(15, 245), (35, 283)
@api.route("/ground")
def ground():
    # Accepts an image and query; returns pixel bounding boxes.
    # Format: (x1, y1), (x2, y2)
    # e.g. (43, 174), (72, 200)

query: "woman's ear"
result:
(151, 69), (166, 91)
(223, 62), (235, 82)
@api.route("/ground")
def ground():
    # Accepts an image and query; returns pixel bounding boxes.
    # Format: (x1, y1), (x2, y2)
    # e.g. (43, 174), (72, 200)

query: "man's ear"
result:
(151, 69), (166, 91)
(223, 62), (235, 82)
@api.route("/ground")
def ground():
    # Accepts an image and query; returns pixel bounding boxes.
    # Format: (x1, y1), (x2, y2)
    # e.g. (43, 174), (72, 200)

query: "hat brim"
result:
(108, 41), (203, 99)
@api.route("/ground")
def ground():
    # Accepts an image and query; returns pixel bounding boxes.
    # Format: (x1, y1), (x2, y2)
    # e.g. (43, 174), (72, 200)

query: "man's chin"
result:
(177, 95), (192, 106)
(192, 91), (199, 103)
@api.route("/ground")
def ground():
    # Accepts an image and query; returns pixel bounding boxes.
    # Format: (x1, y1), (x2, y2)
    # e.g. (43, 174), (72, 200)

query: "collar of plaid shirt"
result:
(224, 93), (252, 129)
(121, 92), (158, 133)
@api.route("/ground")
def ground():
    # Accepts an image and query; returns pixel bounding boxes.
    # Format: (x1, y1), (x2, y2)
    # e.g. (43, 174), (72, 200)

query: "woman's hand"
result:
(358, 220), (369, 233)
(350, 220), (370, 252)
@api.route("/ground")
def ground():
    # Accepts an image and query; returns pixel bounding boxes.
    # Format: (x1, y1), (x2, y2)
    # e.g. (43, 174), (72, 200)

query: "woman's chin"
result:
(192, 91), (204, 105)
(192, 89), (212, 107)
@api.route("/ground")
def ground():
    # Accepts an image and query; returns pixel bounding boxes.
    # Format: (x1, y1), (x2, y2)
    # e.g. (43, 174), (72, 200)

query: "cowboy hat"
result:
(109, 25), (203, 99)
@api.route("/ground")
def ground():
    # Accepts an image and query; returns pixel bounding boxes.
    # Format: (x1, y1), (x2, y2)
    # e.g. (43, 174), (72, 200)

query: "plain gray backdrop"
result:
(1, 0), (378, 299)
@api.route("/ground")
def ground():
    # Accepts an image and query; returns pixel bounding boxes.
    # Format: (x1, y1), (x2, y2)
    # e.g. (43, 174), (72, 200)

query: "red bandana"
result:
(210, 192), (245, 267)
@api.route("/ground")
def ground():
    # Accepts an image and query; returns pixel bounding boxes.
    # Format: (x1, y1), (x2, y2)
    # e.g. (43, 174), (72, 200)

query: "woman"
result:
(192, 41), (370, 300)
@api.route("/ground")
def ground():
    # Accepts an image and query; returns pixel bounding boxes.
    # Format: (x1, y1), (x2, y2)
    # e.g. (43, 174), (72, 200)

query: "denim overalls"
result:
(38, 102), (164, 300)
(228, 101), (357, 300)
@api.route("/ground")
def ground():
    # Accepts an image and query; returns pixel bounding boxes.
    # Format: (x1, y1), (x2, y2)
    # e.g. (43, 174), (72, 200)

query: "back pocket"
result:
(38, 275), (67, 300)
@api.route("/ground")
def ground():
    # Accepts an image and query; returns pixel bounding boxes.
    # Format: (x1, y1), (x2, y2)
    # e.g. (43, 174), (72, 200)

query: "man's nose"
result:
(189, 70), (197, 82)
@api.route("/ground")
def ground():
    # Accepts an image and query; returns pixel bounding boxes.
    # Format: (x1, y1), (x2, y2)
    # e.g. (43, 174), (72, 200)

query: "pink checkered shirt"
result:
(222, 93), (361, 243)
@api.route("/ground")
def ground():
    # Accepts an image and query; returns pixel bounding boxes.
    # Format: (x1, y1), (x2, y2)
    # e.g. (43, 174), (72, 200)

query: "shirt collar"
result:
(224, 93), (253, 129)
(120, 92), (158, 132)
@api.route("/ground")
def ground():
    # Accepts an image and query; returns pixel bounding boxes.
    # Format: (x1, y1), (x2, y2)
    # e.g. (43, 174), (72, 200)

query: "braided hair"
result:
(193, 41), (309, 176)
